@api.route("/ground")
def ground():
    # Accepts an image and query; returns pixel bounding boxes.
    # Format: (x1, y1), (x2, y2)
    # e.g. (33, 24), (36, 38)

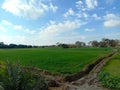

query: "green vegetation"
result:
(99, 52), (120, 89)
(0, 61), (48, 90)
(0, 48), (112, 74)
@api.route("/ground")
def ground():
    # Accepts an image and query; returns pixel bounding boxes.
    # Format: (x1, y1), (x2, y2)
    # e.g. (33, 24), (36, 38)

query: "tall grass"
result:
(0, 61), (48, 90)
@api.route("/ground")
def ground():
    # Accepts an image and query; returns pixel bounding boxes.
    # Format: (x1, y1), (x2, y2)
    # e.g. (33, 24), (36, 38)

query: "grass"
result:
(99, 51), (120, 89)
(101, 52), (120, 77)
(0, 61), (48, 90)
(0, 47), (112, 74)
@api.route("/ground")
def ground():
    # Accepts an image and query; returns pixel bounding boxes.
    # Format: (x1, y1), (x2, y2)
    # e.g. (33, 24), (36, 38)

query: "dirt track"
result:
(65, 84), (110, 90)
(63, 52), (116, 90)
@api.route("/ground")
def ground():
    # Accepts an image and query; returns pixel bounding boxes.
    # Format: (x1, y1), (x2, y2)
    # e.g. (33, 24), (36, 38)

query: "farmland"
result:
(0, 47), (112, 74)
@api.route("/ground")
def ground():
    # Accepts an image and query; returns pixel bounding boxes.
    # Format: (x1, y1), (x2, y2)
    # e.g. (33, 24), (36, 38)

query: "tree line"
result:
(0, 42), (38, 48)
(0, 38), (120, 48)
(88, 38), (120, 47)
(57, 38), (120, 48)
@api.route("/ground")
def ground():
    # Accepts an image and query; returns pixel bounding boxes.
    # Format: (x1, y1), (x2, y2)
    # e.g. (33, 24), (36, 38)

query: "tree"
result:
(89, 40), (99, 47)
(75, 41), (86, 48)
(101, 38), (110, 47)
(56, 42), (60, 47)
(9, 44), (17, 48)
(109, 39), (119, 47)
(101, 38), (120, 47)
(0, 42), (5, 48)
(60, 44), (69, 48)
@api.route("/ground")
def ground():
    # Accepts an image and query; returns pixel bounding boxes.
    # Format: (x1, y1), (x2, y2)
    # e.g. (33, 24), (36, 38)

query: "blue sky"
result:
(0, 0), (120, 45)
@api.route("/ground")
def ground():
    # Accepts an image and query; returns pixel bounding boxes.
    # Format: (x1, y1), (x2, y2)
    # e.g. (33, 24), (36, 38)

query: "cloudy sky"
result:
(0, 0), (120, 45)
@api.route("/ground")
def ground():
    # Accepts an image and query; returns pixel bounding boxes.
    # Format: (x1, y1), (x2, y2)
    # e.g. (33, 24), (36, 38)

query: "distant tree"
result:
(27, 45), (33, 48)
(0, 42), (36, 48)
(101, 38), (110, 47)
(109, 39), (119, 47)
(99, 41), (107, 47)
(9, 44), (17, 48)
(115, 39), (120, 46)
(0, 42), (5, 48)
(56, 42), (60, 47)
(68, 44), (76, 48)
(60, 44), (69, 48)
(101, 38), (120, 47)
(88, 40), (99, 47)
(75, 41), (86, 48)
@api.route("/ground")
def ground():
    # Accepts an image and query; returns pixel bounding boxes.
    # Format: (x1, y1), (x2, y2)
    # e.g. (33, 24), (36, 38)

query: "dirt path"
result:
(65, 84), (110, 90)
(63, 52), (116, 90)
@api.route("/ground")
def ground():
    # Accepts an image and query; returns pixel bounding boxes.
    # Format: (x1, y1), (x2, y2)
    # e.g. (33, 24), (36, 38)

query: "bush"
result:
(99, 71), (120, 89)
(0, 61), (48, 90)
(0, 85), (4, 90)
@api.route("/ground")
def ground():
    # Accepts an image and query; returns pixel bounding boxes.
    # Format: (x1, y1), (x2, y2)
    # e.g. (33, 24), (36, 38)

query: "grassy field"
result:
(101, 52), (120, 77)
(99, 52), (120, 89)
(0, 47), (112, 74)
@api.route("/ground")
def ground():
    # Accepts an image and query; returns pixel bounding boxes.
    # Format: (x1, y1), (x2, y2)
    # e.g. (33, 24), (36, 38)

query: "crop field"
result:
(0, 48), (112, 74)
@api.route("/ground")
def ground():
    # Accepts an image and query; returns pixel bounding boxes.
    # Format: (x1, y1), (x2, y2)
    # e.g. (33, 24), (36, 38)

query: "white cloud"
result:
(76, 0), (83, 6)
(2, 0), (58, 19)
(39, 20), (81, 37)
(104, 13), (120, 27)
(104, 20), (120, 27)
(76, 0), (86, 11)
(14, 25), (23, 30)
(49, 3), (58, 12)
(37, 20), (87, 45)
(1, 19), (36, 34)
(104, 13), (119, 20)
(75, 0), (98, 20)
(85, 28), (95, 32)
(2, 20), (12, 26)
(14, 25), (36, 34)
(85, 0), (98, 9)
(92, 14), (101, 20)
(0, 35), (35, 45)
(0, 19), (87, 45)
(0, 27), (6, 32)
(63, 8), (90, 20)
(64, 8), (75, 17)
(83, 13), (89, 18)
(25, 29), (36, 35)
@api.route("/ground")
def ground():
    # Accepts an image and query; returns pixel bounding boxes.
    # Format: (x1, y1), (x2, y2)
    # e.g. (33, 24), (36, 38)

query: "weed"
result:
(0, 61), (48, 90)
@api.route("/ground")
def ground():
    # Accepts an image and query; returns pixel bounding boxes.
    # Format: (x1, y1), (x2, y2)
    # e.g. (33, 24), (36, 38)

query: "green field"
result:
(101, 52), (120, 77)
(99, 52), (120, 89)
(0, 48), (112, 74)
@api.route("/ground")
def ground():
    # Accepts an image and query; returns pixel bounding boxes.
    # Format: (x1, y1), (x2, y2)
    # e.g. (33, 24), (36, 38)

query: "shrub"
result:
(0, 61), (48, 90)
(0, 85), (4, 90)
